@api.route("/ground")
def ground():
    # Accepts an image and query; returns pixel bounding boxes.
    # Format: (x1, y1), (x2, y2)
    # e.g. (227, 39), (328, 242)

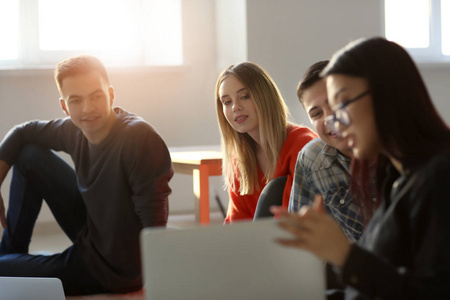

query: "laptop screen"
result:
(140, 219), (325, 300)
(0, 276), (65, 300)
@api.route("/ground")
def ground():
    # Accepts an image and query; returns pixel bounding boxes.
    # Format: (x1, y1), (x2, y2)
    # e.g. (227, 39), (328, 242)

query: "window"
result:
(385, 0), (450, 63)
(0, 0), (19, 61)
(0, 0), (182, 68)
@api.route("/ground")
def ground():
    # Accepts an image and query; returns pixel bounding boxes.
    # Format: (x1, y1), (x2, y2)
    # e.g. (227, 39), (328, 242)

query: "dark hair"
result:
(297, 60), (329, 104)
(322, 37), (450, 222)
(54, 55), (109, 91)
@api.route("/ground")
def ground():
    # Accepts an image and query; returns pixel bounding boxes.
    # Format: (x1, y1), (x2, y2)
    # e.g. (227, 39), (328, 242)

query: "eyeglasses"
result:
(325, 90), (371, 134)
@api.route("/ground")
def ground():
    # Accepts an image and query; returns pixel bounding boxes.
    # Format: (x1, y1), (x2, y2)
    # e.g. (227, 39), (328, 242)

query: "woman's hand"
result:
(271, 194), (351, 267)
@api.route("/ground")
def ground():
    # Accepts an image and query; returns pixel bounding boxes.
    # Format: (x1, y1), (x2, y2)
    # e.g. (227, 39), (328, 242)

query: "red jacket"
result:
(225, 125), (317, 223)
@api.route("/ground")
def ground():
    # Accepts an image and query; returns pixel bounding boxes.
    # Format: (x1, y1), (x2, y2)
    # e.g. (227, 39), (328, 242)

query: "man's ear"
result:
(109, 86), (115, 106)
(60, 98), (70, 116)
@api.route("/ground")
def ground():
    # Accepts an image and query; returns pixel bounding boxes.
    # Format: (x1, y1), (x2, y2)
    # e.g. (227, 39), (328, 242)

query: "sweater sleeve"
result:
(0, 118), (75, 165)
(123, 124), (173, 228)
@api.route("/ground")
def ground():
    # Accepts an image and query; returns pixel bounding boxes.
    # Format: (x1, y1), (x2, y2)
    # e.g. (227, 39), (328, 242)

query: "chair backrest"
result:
(254, 176), (287, 219)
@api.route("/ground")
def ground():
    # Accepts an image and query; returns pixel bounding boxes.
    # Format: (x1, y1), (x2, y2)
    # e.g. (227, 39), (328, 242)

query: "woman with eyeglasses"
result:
(272, 37), (450, 299)
(215, 62), (317, 223)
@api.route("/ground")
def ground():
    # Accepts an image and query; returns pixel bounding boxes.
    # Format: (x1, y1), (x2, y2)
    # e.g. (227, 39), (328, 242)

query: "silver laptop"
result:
(141, 218), (325, 300)
(0, 276), (65, 300)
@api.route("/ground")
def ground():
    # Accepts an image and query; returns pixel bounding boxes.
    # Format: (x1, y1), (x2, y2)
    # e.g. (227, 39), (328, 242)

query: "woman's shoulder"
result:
(404, 154), (450, 229)
(287, 123), (317, 137)
(407, 153), (450, 201)
(284, 124), (318, 146)
(421, 154), (450, 178)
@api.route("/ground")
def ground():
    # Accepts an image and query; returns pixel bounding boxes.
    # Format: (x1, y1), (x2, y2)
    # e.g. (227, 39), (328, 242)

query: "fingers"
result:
(277, 216), (312, 235)
(275, 237), (306, 249)
(312, 194), (326, 213)
(270, 205), (288, 216)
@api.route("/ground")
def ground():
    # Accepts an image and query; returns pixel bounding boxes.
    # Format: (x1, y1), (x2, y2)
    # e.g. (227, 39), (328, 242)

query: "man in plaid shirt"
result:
(289, 61), (364, 241)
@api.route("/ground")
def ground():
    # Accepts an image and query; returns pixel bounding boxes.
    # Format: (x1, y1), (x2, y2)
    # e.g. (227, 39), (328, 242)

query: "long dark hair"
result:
(322, 37), (450, 221)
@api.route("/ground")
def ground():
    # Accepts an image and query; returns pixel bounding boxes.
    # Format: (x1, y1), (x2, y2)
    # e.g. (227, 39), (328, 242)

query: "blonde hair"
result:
(215, 62), (289, 195)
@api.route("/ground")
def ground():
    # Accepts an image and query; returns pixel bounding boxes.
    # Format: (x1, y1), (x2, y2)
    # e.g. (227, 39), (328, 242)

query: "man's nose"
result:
(82, 99), (95, 113)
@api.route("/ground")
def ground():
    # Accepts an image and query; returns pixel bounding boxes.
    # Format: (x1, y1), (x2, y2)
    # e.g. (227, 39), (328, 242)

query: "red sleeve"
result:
(274, 125), (317, 208)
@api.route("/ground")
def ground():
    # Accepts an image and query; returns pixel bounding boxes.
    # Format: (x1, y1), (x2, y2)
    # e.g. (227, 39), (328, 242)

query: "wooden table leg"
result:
(193, 164), (210, 224)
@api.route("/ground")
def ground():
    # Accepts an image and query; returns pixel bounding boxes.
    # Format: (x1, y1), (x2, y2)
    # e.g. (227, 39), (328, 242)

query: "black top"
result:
(340, 154), (450, 299)
(0, 107), (174, 292)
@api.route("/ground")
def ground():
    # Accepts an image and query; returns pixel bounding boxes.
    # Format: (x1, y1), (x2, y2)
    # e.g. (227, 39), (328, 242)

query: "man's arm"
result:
(125, 126), (174, 227)
(0, 119), (75, 167)
(0, 160), (11, 228)
(0, 119), (76, 228)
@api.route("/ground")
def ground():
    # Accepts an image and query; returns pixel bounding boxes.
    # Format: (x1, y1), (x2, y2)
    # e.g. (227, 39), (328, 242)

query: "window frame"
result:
(385, 0), (450, 64)
(0, 0), (183, 69)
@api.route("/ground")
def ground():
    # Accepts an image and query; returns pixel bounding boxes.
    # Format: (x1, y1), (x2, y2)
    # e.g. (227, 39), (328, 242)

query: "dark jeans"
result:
(0, 144), (107, 295)
(253, 176), (287, 220)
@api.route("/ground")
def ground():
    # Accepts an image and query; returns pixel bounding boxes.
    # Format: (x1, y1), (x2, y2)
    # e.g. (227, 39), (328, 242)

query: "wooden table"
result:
(170, 147), (223, 224)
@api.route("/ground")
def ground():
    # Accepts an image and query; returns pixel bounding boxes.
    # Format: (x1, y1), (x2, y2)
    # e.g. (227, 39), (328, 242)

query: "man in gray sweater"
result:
(0, 55), (173, 295)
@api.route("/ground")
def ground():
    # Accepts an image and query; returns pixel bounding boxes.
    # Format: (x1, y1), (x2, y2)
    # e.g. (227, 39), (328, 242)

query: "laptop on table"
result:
(141, 218), (325, 300)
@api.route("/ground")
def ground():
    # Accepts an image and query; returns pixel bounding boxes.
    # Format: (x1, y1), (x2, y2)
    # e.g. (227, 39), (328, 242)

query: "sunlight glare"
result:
(442, 0), (450, 55)
(39, 0), (139, 53)
(142, 0), (182, 65)
(0, 0), (19, 60)
(385, 0), (429, 48)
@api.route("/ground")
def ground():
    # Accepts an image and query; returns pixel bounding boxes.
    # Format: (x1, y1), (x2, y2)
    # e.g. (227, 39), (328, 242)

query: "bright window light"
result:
(39, 0), (140, 64)
(385, 0), (430, 48)
(0, 0), (19, 60)
(142, 0), (183, 65)
(442, 0), (450, 55)
(0, 0), (182, 67)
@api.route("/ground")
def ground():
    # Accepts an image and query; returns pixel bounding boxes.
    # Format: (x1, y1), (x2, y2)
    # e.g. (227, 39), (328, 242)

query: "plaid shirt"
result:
(288, 138), (364, 241)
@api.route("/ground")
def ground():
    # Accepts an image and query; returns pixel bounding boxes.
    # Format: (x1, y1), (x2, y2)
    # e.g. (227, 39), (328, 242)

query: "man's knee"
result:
(11, 144), (56, 179)
(18, 144), (48, 162)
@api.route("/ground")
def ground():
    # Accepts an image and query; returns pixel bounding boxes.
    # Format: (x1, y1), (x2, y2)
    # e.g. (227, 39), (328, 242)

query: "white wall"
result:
(418, 66), (450, 124)
(1, 0), (450, 225)
(215, 0), (248, 72)
(244, 0), (450, 125)
(246, 0), (385, 125)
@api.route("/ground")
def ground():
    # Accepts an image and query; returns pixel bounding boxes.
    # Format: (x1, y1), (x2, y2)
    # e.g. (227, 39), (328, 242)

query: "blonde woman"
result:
(216, 62), (317, 223)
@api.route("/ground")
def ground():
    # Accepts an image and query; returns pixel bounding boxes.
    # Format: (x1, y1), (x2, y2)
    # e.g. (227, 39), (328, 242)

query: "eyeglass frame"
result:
(324, 90), (371, 134)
